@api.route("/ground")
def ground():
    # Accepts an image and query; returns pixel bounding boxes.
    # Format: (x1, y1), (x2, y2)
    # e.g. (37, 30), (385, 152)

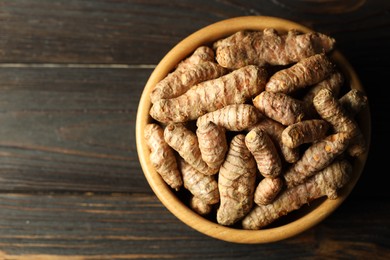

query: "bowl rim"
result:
(135, 15), (371, 244)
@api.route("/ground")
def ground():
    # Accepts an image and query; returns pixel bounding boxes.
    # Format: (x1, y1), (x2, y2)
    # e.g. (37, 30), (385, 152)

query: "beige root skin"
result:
(196, 104), (262, 131)
(164, 123), (217, 175)
(253, 91), (306, 126)
(265, 54), (334, 94)
(150, 61), (227, 103)
(313, 88), (359, 137)
(303, 71), (344, 118)
(250, 118), (300, 163)
(281, 119), (330, 149)
(190, 196), (213, 216)
(150, 65), (267, 123)
(180, 159), (219, 205)
(176, 46), (215, 71)
(245, 128), (282, 178)
(339, 89), (368, 117)
(284, 132), (351, 188)
(242, 159), (352, 230)
(144, 124), (183, 191)
(254, 177), (284, 206)
(196, 121), (227, 169)
(214, 29), (335, 69)
(217, 134), (257, 226)
(339, 89), (369, 157)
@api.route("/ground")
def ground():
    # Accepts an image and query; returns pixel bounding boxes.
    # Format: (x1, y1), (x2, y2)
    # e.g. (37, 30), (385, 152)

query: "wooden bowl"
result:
(135, 16), (370, 244)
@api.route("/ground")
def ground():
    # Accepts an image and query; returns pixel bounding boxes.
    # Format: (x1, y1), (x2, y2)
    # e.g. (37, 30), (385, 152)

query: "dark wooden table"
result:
(0, 1), (389, 259)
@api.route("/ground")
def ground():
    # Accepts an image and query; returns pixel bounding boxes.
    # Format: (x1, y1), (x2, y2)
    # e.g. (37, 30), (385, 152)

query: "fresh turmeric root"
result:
(265, 54), (334, 94)
(176, 46), (215, 71)
(190, 196), (213, 216)
(245, 128), (282, 178)
(144, 123), (183, 191)
(217, 134), (257, 226)
(339, 89), (369, 157)
(214, 28), (335, 69)
(242, 159), (352, 230)
(250, 118), (300, 163)
(196, 104), (262, 131)
(254, 177), (284, 206)
(284, 132), (351, 188)
(281, 119), (330, 149)
(150, 46), (216, 103)
(150, 61), (227, 103)
(196, 121), (227, 170)
(302, 71), (344, 117)
(253, 91), (306, 126)
(313, 88), (359, 138)
(164, 123), (217, 175)
(339, 89), (368, 117)
(180, 159), (220, 205)
(150, 65), (267, 123)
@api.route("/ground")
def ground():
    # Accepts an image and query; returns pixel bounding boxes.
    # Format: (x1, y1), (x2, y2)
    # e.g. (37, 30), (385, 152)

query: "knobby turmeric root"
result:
(339, 89), (369, 157)
(196, 121), (227, 170)
(313, 88), (359, 137)
(196, 104), (262, 131)
(164, 123), (217, 175)
(180, 159), (219, 205)
(284, 132), (351, 188)
(253, 91), (306, 126)
(176, 46), (215, 71)
(144, 123), (183, 191)
(214, 28), (335, 69)
(150, 65), (267, 123)
(242, 159), (352, 230)
(190, 196), (213, 216)
(281, 119), (330, 149)
(150, 61), (227, 103)
(339, 89), (368, 117)
(150, 46), (216, 103)
(265, 54), (334, 94)
(250, 118), (300, 163)
(217, 134), (257, 226)
(302, 71), (344, 118)
(254, 177), (284, 206)
(245, 128), (282, 178)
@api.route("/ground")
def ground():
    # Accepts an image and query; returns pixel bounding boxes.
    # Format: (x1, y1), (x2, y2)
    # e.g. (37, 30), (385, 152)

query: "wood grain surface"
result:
(0, 0), (389, 259)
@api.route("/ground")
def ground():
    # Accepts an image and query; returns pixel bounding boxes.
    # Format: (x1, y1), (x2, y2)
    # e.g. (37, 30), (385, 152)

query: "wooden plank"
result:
(0, 67), (151, 192)
(0, 193), (388, 258)
(0, 0), (388, 64)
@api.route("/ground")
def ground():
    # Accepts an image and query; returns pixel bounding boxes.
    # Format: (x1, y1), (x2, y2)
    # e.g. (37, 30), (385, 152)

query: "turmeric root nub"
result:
(284, 132), (351, 188)
(245, 128), (282, 178)
(144, 124), (183, 191)
(250, 118), (300, 163)
(214, 29), (335, 69)
(164, 123), (217, 175)
(266, 54), (334, 94)
(196, 121), (227, 169)
(253, 91), (306, 126)
(242, 159), (351, 230)
(217, 134), (257, 226)
(196, 104), (262, 131)
(313, 88), (359, 138)
(190, 196), (213, 216)
(150, 65), (267, 123)
(254, 177), (284, 206)
(281, 119), (330, 149)
(150, 61), (227, 103)
(180, 159), (219, 205)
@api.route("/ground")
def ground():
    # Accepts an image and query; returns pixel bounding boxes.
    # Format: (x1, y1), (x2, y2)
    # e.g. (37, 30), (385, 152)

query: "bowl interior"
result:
(135, 16), (371, 244)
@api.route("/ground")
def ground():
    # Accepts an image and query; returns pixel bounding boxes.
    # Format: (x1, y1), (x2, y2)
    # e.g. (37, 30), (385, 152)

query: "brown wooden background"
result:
(0, 0), (389, 259)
